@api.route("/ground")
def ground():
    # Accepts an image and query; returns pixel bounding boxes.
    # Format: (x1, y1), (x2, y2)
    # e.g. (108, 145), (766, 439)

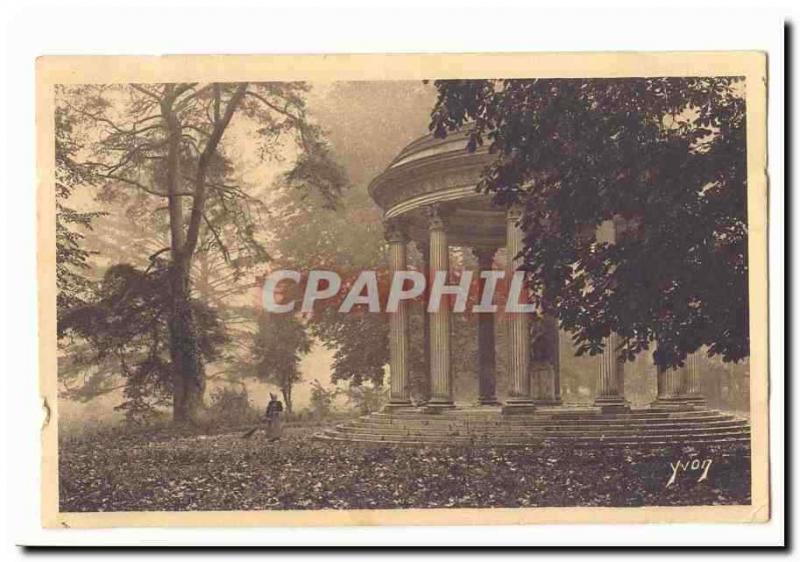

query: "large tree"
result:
(59, 262), (227, 423)
(429, 78), (747, 369)
(58, 82), (344, 422)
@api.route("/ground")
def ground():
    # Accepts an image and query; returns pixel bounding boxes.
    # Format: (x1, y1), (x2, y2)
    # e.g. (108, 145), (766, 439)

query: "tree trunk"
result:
(169, 258), (206, 423)
(162, 84), (247, 424)
(281, 385), (293, 414)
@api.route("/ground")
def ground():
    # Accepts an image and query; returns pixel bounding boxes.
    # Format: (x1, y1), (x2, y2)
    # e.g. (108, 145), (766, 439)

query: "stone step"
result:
(319, 406), (751, 448)
(354, 418), (739, 431)
(329, 426), (751, 441)
(370, 410), (727, 422)
(348, 415), (747, 427)
(335, 433), (751, 444)
(347, 415), (743, 426)
(323, 424), (750, 438)
(374, 406), (721, 414)
(354, 416), (747, 431)
(314, 433), (751, 448)
(335, 422), (749, 437)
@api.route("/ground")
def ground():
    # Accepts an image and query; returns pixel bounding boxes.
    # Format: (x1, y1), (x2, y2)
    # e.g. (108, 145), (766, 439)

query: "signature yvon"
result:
(667, 458), (713, 487)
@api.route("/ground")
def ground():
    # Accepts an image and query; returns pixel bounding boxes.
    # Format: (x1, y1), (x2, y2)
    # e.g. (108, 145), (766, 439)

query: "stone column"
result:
(502, 206), (535, 413)
(656, 365), (668, 400)
(656, 364), (684, 399)
(385, 220), (411, 408)
(654, 352), (705, 409)
(593, 218), (628, 411)
(473, 247), (499, 405)
(551, 320), (562, 404)
(426, 205), (454, 409)
(654, 363), (687, 408)
(415, 241), (432, 403)
(532, 315), (562, 405)
(684, 351), (706, 406)
(594, 332), (629, 411)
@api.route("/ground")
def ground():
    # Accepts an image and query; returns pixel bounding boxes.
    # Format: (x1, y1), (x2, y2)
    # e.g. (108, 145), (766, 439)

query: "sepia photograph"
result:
(35, 52), (769, 528)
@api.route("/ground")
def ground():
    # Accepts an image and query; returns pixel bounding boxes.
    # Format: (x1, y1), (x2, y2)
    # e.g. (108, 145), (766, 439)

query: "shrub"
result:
(205, 386), (261, 427)
(308, 379), (340, 420)
(343, 383), (388, 415)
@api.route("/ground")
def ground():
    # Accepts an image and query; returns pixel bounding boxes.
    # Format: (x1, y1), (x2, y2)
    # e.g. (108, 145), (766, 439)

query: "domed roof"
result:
(368, 127), (504, 246)
(368, 127), (492, 216)
(385, 128), (474, 171)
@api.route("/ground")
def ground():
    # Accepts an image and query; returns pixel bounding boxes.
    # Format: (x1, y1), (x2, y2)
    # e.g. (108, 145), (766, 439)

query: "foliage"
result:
(55, 104), (105, 322)
(310, 310), (389, 387)
(249, 312), (312, 412)
(342, 383), (389, 415)
(58, 262), (228, 423)
(429, 78), (748, 369)
(60, 82), (345, 274)
(206, 386), (261, 426)
(265, 183), (486, 396)
(57, 81), (345, 421)
(267, 178), (391, 388)
(308, 379), (340, 419)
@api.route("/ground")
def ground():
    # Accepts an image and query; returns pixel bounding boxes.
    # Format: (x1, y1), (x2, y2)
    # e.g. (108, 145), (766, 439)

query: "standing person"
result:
(265, 393), (284, 441)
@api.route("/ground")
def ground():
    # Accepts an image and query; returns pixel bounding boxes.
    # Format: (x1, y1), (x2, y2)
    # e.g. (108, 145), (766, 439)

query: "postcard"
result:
(37, 52), (769, 528)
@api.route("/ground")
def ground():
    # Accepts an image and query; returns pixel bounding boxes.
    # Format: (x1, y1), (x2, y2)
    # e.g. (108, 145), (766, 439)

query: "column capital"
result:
(384, 218), (408, 244)
(506, 203), (524, 223)
(426, 204), (447, 231)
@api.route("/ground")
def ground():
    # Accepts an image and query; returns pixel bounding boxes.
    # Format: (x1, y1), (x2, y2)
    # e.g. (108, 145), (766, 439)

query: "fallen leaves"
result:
(58, 427), (751, 512)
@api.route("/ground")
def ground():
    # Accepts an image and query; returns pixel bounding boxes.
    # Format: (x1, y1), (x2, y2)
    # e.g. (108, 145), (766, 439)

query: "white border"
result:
(1, 0), (786, 549)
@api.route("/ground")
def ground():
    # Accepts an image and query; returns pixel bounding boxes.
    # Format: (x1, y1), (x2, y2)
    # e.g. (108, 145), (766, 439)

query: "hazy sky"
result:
(307, 81), (437, 191)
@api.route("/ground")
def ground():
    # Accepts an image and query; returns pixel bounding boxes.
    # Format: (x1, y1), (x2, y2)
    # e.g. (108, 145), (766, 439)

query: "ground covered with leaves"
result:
(59, 425), (751, 512)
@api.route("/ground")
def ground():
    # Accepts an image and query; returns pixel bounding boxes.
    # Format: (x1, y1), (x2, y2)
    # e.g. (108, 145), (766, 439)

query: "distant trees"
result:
(267, 182), (392, 388)
(430, 78), (748, 369)
(55, 106), (104, 320)
(56, 82), (345, 423)
(310, 307), (390, 388)
(249, 312), (311, 413)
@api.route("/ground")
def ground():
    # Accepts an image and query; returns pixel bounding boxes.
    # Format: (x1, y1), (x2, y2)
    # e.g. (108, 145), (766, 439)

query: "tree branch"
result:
(100, 172), (193, 198)
(202, 212), (231, 264)
(130, 84), (163, 101)
(183, 83), (249, 258)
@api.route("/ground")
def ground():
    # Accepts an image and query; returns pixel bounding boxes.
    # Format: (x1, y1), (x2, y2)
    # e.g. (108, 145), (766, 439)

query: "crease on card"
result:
(42, 396), (51, 430)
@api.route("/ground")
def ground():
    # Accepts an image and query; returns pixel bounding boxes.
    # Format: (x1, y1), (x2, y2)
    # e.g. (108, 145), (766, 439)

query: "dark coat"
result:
(265, 399), (284, 419)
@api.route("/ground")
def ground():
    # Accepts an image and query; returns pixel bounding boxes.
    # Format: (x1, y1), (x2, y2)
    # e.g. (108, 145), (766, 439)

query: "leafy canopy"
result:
(430, 78), (748, 368)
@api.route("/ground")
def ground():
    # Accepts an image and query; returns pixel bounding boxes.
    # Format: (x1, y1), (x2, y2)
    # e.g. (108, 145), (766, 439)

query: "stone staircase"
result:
(314, 405), (751, 448)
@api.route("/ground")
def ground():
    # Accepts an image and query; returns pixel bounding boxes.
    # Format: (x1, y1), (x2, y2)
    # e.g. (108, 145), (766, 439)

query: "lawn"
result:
(59, 424), (751, 512)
